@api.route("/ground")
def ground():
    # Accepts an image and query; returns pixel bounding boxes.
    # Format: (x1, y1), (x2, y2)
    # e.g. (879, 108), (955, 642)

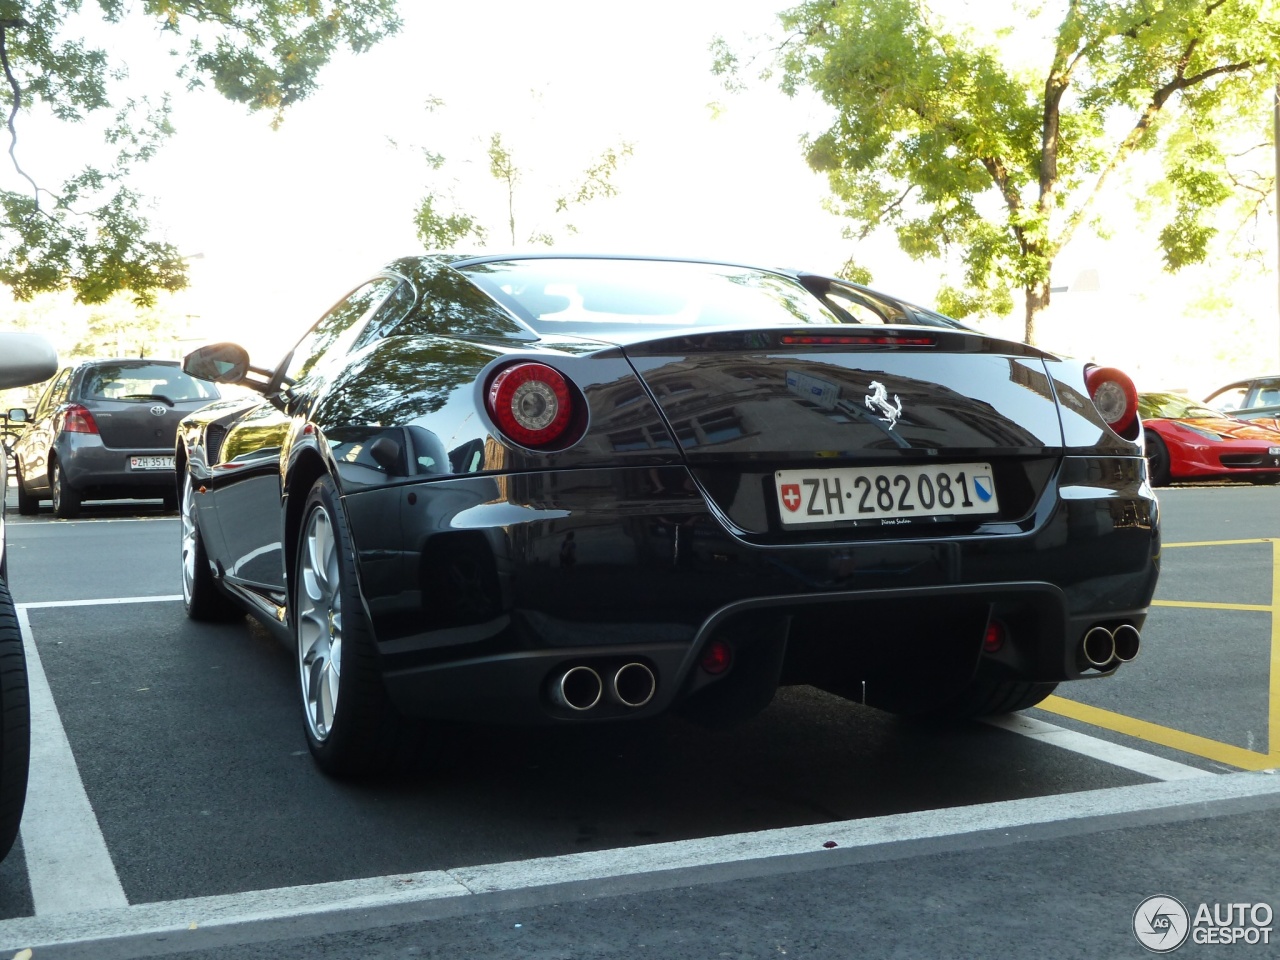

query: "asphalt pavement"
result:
(0, 480), (1277, 958)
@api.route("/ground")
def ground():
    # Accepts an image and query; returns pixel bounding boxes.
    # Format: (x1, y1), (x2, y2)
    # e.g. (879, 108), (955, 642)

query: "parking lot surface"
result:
(0, 483), (1277, 957)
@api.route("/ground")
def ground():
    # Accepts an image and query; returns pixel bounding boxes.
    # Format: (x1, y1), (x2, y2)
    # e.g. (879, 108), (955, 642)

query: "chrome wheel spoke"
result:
(180, 476), (197, 600)
(297, 502), (343, 744)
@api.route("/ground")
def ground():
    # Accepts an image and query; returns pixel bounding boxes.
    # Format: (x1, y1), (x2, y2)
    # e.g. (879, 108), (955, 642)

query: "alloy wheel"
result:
(297, 505), (343, 742)
(180, 474), (198, 605)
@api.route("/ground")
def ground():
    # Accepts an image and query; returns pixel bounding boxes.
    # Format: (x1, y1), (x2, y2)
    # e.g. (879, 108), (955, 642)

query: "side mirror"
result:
(184, 342), (251, 384)
(6, 409), (28, 424)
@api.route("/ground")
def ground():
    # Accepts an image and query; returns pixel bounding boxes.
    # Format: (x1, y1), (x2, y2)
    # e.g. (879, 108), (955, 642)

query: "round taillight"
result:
(486, 362), (574, 448)
(1084, 365), (1138, 437)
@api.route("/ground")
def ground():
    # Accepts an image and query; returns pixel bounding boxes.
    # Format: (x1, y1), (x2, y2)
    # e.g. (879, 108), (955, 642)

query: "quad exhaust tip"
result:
(1112, 624), (1141, 662)
(611, 662), (656, 708)
(1081, 624), (1142, 669)
(551, 666), (603, 711)
(550, 662), (657, 711)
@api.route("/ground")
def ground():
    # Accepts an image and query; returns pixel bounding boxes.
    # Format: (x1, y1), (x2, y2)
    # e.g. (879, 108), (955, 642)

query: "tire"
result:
(14, 466), (36, 516)
(50, 461), (81, 519)
(180, 472), (239, 621)
(294, 474), (400, 777)
(1144, 432), (1171, 487)
(0, 577), (31, 861)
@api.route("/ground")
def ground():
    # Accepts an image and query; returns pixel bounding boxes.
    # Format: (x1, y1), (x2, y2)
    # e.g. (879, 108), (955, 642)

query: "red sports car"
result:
(1138, 392), (1280, 486)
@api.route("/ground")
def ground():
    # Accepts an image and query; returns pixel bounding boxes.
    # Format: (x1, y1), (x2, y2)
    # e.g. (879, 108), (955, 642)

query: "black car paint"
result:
(177, 255), (1159, 724)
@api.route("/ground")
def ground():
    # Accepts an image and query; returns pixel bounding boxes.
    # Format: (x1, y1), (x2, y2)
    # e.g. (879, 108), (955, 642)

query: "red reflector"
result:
(61, 403), (99, 435)
(983, 622), (1005, 653)
(486, 362), (574, 448)
(700, 640), (732, 675)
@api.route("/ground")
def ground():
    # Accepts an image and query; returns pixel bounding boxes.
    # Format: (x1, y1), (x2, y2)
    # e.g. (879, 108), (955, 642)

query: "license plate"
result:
(775, 462), (999, 525)
(129, 455), (174, 471)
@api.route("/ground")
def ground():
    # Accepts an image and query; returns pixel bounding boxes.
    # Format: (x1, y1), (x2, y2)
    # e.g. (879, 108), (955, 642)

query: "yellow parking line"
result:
(1038, 696), (1275, 770)
(1038, 537), (1279, 771)
(1271, 539), (1280, 759)
(1152, 600), (1271, 612)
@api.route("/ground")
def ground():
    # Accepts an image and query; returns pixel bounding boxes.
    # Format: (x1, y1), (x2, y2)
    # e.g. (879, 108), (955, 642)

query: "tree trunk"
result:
(1023, 278), (1051, 345)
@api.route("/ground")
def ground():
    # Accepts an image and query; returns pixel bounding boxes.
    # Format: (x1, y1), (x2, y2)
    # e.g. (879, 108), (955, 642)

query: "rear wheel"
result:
(1144, 433), (1171, 487)
(295, 475), (400, 777)
(50, 461), (81, 519)
(0, 577), (31, 861)
(14, 466), (36, 516)
(180, 472), (238, 621)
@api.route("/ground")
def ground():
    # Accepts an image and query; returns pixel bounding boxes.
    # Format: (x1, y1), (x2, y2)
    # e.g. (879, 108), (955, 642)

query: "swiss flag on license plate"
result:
(780, 483), (802, 512)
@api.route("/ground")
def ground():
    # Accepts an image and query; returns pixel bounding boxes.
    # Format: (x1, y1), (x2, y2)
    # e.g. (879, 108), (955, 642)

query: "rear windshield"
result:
(79, 362), (221, 403)
(458, 259), (843, 334)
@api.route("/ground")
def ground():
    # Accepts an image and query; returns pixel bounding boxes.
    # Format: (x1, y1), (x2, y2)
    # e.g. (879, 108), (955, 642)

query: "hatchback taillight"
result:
(61, 403), (99, 435)
(485, 362), (577, 449)
(1083, 365), (1138, 439)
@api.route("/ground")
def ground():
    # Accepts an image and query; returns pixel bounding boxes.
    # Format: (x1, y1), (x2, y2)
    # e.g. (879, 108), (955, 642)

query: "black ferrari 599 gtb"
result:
(176, 254), (1159, 776)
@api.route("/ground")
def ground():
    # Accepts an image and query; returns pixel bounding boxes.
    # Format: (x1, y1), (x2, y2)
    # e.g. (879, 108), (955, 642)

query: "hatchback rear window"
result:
(79, 363), (221, 403)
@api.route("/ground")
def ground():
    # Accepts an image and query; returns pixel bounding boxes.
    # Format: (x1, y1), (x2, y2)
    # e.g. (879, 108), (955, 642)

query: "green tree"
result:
(715, 0), (1280, 344)
(410, 98), (633, 250)
(0, 1), (402, 307)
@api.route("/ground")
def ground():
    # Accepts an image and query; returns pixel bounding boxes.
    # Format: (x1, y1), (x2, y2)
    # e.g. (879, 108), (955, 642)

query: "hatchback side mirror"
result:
(5, 409), (27, 424)
(183, 343), (251, 384)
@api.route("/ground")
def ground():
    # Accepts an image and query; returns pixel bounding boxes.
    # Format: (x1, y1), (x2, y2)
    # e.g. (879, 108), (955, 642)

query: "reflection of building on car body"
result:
(173, 254), (1161, 778)
(10, 358), (222, 518)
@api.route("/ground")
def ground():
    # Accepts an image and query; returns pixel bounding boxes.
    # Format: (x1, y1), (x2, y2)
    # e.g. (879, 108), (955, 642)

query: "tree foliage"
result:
(0, 1), (402, 306)
(409, 98), (634, 251)
(715, 0), (1280, 343)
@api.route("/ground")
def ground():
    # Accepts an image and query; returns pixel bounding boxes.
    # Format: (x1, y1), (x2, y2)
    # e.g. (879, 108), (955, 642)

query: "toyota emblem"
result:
(149, 405), (168, 417)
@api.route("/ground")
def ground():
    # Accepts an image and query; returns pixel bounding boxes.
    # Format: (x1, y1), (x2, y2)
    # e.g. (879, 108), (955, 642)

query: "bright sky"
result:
(134, 0), (858, 360)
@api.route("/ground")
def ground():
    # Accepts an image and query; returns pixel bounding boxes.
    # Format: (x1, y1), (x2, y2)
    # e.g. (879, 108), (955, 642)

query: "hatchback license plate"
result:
(129, 455), (174, 471)
(775, 463), (999, 525)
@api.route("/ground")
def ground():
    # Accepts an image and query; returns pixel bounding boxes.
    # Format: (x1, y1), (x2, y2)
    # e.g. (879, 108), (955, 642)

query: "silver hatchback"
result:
(12, 359), (221, 518)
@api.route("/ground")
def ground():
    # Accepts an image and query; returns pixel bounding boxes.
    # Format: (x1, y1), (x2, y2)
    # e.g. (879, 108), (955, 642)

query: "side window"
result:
(1206, 386), (1247, 412)
(36, 368), (72, 417)
(283, 278), (400, 384)
(352, 281), (416, 351)
(1249, 382), (1280, 408)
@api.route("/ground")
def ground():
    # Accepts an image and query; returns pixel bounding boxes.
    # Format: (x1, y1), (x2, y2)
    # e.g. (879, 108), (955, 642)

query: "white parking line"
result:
(16, 607), (128, 915)
(983, 713), (1215, 781)
(0, 771), (1277, 952)
(20, 595), (182, 609)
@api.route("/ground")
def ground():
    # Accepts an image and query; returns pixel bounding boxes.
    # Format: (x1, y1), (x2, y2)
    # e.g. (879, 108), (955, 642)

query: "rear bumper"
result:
(346, 456), (1159, 723)
(56, 438), (176, 498)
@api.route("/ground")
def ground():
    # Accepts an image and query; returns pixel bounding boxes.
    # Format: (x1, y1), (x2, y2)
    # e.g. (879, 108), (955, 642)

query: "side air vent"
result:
(206, 423), (228, 465)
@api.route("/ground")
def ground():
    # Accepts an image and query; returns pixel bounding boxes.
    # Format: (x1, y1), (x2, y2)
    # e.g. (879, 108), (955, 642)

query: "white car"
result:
(0, 332), (58, 860)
